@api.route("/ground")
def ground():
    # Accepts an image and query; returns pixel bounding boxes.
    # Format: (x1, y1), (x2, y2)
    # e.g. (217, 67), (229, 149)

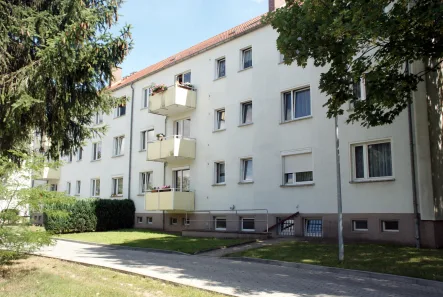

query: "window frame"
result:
(91, 178), (100, 197)
(173, 118), (191, 138)
(281, 87), (312, 122)
(170, 217), (178, 225)
(115, 103), (126, 118)
(282, 151), (314, 186)
(50, 184), (57, 192)
(76, 147), (83, 161)
(214, 108), (226, 131)
(147, 217), (153, 224)
(240, 158), (253, 183)
(240, 101), (253, 126)
(142, 88), (149, 109)
(182, 218), (190, 226)
(214, 217), (227, 231)
(215, 57), (226, 79)
(92, 142), (102, 161)
(241, 218), (255, 232)
(240, 46), (252, 70)
(350, 139), (394, 182)
(214, 161), (226, 185)
(94, 113), (103, 125)
(75, 180), (81, 196)
(111, 177), (124, 197)
(175, 71), (191, 84)
(136, 217), (143, 224)
(140, 172), (152, 194)
(140, 129), (154, 151)
(304, 218), (323, 237)
(349, 77), (367, 109)
(352, 219), (368, 232)
(66, 182), (71, 195)
(113, 135), (125, 156)
(382, 220), (399, 232)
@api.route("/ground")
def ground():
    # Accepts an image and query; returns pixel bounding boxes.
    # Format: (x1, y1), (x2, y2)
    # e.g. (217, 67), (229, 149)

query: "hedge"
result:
(44, 199), (135, 234)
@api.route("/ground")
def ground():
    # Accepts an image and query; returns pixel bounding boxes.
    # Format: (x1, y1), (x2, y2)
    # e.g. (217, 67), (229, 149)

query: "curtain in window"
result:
(218, 60), (225, 77)
(183, 119), (191, 138)
(243, 49), (252, 68)
(243, 160), (253, 180)
(95, 180), (100, 196)
(183, 72), (191, 83)
(295, 171), (313, 182)
(354, 146), (364, 178)
(368, 142), (392, 177)
(353, 79), (361, 100)
(217, 163), (225, 183)
(243, 103), (252, 124)
(284, 92), (292, 121)
(294, 89), (311, 118)
(117, 178), (123, 194)
(217, 111), (225, 129)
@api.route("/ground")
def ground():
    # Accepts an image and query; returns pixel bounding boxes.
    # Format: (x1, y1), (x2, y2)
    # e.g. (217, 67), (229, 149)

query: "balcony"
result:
(40, 166), (60, 180)
(145, 189), (195, 211)
(147, 136), (196, 162)
(149, 84), (196, 116)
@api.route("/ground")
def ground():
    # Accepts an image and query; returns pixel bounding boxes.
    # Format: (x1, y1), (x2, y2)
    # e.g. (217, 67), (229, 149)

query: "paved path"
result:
(37, 240), (443, 297)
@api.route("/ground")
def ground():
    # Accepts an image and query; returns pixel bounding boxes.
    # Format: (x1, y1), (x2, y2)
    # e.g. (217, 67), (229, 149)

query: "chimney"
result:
(110, 67), (122, 86)
(269, 0), (286, 12)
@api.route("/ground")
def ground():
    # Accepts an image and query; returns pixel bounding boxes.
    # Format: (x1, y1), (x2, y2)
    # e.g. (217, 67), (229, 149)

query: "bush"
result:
(44, 199), (135, 234)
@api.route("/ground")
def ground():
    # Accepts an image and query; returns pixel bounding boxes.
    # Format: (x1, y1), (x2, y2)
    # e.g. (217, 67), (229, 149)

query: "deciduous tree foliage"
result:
(0, 0), (132, 158)
(265, 0), (443, 127)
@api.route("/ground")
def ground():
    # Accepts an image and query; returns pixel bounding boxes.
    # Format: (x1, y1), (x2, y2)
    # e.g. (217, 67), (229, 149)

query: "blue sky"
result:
(116, 0), (268, 76)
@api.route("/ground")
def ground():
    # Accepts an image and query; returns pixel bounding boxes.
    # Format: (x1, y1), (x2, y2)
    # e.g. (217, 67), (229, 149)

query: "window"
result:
(137, 217), (143, 224)
(50, 184), (57, 192)
(240, 101), (252, 125)
(92, 142), (102, 161)
(176, 71), (191, 84)
(91, 179), (100, 197)
(140, 130), (155, 151)
(66, 182), (71, 195)
(305, 219), (322, 237)
(75, 180), (81, 195)
(140, 172), (152, 193)
(382, 220), (399, 232)
(142, 88), (149, 108)
(182, 218), (190, 226)
(116, 103), (126, 117)
(241, 47), (252, 70)
(112, 177), (123, 196)
(241, 218), (255, 231)
(241, 158), (253, 182)
(174, 119), (191, 138)
(76, 148), (83, 161)
(215, 162), (225, 184)
(282, 88), (311, 121)
(147, 217), (153, 224)
(215, 217), (227, 231)
(113, 136), (125, 156)
(283, 152), (313, 185)
(352, 141), (393, 181)
(279, 52), (285, 63)
(215, 109), (226, 131)
(173, 169), (190, 192)
(216, 57), (226, 78)
(170, 217), (178, 225)
(67, 153), (73, 163)
(94, 113), (103, 125)
(352, 220), (368, 231)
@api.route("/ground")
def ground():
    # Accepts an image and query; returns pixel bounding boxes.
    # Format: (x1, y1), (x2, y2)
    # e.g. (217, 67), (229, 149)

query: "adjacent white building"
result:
(42, 0), (443, 247)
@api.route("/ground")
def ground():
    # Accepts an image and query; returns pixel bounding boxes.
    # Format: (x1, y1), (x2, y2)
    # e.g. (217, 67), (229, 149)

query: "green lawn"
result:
(0, 256), (225, 297)
(57, 229), (251, 254)
(228, 241), (443, 281)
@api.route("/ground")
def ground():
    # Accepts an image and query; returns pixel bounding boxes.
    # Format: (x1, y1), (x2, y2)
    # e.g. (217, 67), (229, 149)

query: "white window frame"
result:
(182, 218), (190, 226)
(382, 220), (399, 232)
(215, 217), (227, 231)
(215, 57), (226, 79)
(94, 113), (103, 125)
(241, 218), (255, 232)
(279, 52), (285, 64)
(281, 87), (312, 122)
(170, 217), (178, 225)
(76, 147), (83, 161)
(140, 172), (152, 194)
(67, 153), (73, 163)
(240, 46), (252, 70)
(147, 217), (153, 224)
(350, 139), (394, 182)
(349, 77), (367, 109)
(136, 217), (143, 224)
(142, 88), (149, 109)
(91, 178), (100, 197)
(240, 158), (253, 182)
(50, 184), (57, 192)
(175, 71), (191, 84)
(240, 101), (253, 125)
(75, 180), (81, 196)
(214, 161), (226, 185)
(66, 182), (71, 195)
(92, 142), (102, 161)
(304, 218), (323, 237)
(281, 150), (314, 186)
(214, 108), (226, 131)
(113, 135), (125, 156)
(115, 103), (126, 117)
(111, 177), (123, 197)
(352, 219), (368, 232)
(140, 129), (154, 151)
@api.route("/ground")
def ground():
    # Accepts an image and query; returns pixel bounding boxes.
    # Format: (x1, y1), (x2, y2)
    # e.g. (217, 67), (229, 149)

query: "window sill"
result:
(352, 230), (368, 233)
(238, 66), (253, 73)
(112, 154), (124, 158)
(382, 230), (400, 233)
(76, 160), (82, 162)
(350, 178), (395, 184)
(280, 115), (313, 125)
(91, 196), (100, 198)
(213, 129), (226, 133)
(111, 195), (123, 198)
(139, 149), (146, 152)
(91, 159), (101, 162)
(238, 181), (254, 184)
(140, 107), (149, 110)
(212, 183), (226, 187)
(280, 182), (315, 188)
(74, 194), (80, 197)
(114, 115), (126, 119)
(93, 123), (105, 127)
(238, 122), (253, 127)
(213, 76), (226, 81)
(137, 194), (146, 197)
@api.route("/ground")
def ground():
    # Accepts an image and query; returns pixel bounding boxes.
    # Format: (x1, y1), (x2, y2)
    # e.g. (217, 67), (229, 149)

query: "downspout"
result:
(162, 117), (167, 231)
(406, 61), (421, 248)
(128, 83), (135, 200)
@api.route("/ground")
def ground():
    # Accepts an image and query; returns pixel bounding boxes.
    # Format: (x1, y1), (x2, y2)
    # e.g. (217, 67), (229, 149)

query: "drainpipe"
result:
(128, 83), (135, 200)
(406, 61), (421, 248)
(162, 117), (167, 231)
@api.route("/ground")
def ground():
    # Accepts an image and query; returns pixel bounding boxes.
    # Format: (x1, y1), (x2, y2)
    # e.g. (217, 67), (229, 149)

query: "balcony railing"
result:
(40, 166), (61, 180)
(149, 84), (196, 116)
(145, 188), (195, 211)
(147, 135), (196, 162)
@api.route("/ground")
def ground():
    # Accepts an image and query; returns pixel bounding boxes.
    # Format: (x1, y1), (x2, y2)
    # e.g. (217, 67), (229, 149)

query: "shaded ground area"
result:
(57, 229), (251, 254)
(0, 256), (226, 297)
(228, 240), (443, 281)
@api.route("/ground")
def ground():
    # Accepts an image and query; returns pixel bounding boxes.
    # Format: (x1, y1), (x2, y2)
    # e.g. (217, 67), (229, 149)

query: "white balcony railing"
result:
(147, 135), (196, 162)
(145, 188), (195, 211)
(149, 84), (196, 116)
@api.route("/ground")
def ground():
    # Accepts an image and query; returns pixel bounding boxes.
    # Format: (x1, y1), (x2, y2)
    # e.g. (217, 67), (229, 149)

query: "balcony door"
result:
(173, 119), (191, 138)
(173, 169), (190, 192)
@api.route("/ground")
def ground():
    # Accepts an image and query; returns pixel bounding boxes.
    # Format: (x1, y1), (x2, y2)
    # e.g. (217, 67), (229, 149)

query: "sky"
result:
(115, 0), (268, 77)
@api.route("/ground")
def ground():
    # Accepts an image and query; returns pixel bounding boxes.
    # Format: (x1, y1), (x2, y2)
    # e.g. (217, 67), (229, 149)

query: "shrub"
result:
(44, 199), (135, 234)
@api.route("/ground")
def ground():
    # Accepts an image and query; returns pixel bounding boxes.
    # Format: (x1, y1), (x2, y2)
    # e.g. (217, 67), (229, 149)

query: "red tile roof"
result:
(109, 15), (265, 91)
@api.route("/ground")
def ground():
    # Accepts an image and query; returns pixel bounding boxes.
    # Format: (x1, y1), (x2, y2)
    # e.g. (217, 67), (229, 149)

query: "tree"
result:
(0, 150), (74, 264)
(265, 0), (443, 127)
(0, 0), (132, 159)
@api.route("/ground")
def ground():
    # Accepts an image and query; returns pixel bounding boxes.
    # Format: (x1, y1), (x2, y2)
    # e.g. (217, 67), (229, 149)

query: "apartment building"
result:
(40, 0), (443, 247)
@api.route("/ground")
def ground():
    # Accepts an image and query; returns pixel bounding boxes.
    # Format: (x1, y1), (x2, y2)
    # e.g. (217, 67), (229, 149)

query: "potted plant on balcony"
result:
(150, 84), (168, 95)
(159, 185), (171, 192)
(156, 133), (165, 141)
(179, 82), (194, 90)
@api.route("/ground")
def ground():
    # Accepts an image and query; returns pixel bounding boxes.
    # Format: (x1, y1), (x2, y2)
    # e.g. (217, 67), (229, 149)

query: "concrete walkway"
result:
(36, 240), (443, 297)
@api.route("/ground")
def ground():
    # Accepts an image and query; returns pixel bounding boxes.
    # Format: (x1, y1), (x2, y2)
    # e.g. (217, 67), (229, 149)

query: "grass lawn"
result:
(228, 241), (443, 281)
(57, 229), (251, 254)
(0, 256), (225, 297)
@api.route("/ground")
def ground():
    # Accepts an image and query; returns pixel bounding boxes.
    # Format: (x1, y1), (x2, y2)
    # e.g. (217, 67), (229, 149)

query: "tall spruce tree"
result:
(0, 0), (132, 159)
(265, 0), (443, 127)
